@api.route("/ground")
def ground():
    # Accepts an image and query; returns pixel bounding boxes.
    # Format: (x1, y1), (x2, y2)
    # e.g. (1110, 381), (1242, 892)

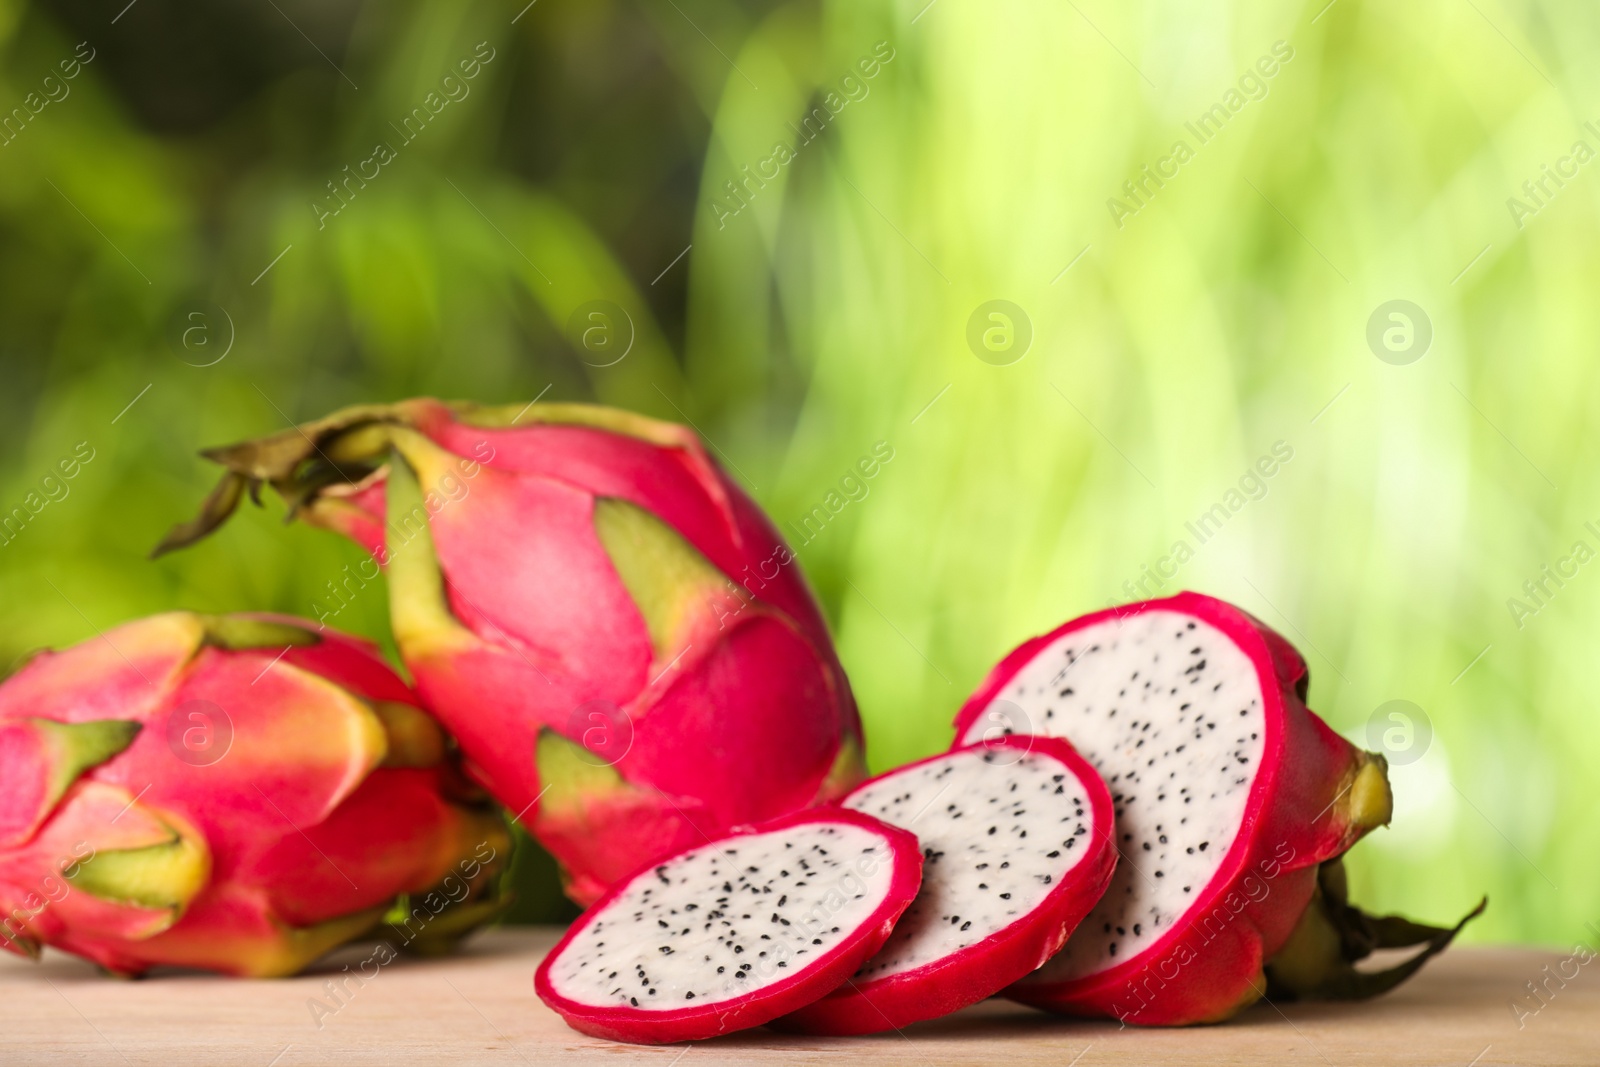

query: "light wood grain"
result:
(2, 928), (1593, 1065)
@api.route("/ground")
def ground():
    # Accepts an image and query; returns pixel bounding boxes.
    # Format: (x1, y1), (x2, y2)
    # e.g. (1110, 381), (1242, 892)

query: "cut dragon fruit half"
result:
(775, 735), (1115, 1035)
(534, 808), (923, 1044)
(952, 592), (1396, 1025)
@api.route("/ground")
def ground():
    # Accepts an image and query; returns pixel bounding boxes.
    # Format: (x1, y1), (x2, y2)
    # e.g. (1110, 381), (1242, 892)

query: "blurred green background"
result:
(1, 0), (1594, 944)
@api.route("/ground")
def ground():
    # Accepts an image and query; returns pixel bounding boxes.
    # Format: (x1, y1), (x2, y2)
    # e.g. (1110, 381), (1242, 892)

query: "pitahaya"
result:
(155, 399), (865, 905)
(534, 808), (923, 1044)
(775, 735), (1116, 1034)
(952, 592), (1474, 1024)
(0, 612), (508, 976)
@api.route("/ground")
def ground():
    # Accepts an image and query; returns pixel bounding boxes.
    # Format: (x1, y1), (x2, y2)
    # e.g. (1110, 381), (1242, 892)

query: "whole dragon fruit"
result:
(155, 399), (865, 904)
(0, 612), (508, 977)
(952, 592), (1479, 1024)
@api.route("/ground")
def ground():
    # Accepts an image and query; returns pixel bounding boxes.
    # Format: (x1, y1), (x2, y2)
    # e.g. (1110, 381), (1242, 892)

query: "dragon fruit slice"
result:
(534, 808), (922, 1044)
(775, 735), (1115, 1034)
(951, 592), (1450, 1024)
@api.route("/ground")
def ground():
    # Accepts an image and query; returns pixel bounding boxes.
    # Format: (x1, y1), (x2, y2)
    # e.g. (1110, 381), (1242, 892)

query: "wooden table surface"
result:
(2, 927), (1593, 1065)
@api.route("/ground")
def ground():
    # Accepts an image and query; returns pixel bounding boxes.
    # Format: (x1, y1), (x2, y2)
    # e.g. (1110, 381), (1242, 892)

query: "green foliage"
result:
(1, 0), (1595, 942)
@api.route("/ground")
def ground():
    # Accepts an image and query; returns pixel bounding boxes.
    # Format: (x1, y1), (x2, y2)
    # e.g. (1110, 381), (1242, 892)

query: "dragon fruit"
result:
(775, 735), (1116, 1034)
(952, 592), (1472, 1024)
(0, 612), (508, 976)
(155, 399), (865, 905)
(534, 808), (923, 1043)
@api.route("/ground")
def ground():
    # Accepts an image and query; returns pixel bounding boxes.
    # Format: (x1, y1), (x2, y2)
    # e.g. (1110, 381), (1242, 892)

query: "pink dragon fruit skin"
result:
(156, 400), (867, 905)
(0, 612), (508, 977)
